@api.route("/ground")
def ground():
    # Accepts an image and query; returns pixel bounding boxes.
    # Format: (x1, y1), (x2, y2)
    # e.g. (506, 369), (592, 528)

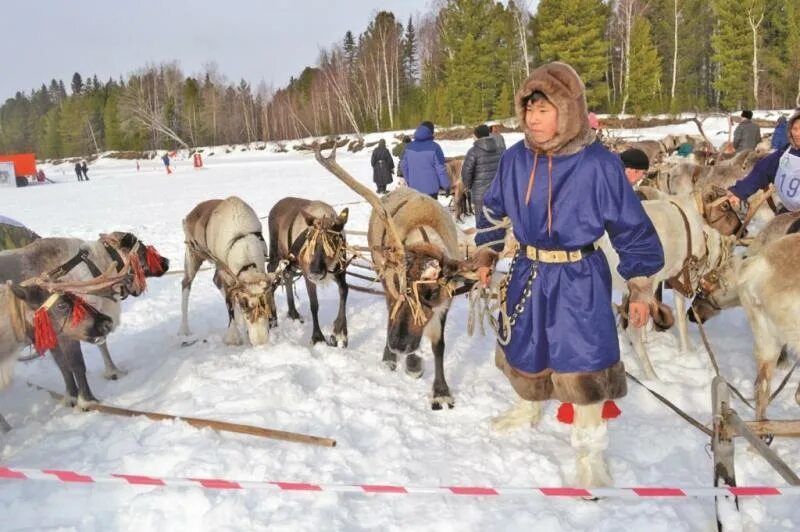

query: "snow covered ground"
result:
(1, 118), (799, 531)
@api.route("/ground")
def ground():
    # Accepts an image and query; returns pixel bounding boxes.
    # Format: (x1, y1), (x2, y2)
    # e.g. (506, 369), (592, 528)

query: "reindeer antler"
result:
(690, 111), (719, 155)
(313, 142), (407, 298)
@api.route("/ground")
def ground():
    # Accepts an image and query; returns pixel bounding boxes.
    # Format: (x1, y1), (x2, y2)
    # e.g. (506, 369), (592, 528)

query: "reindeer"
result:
(599, 187), (742, 379)
(0, 232), (169, 405)
(314, 145), (495, 409)
(1, 282), (114, 430)
(180, 197), (287, 346)
(445, 157), (471, 221)
(267, 197), (349, 346)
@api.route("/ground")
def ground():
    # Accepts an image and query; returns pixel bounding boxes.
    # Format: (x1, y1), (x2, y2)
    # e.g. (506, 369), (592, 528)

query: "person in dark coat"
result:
(399, 122), (450, 198)
(733, 110), (761, 152)
(393, 135), (411, 178)
(771, 115), (789, 150)
(74, 162), (83, 181)
(728, 108), (800, 213)
(371, 139), (394, 194)
(462, 124), (505, 245)
(490, 124), (506, 151)
(475, 62), (664, 488)
(80, 161), (89, 181)
(162, 153), (172, 175)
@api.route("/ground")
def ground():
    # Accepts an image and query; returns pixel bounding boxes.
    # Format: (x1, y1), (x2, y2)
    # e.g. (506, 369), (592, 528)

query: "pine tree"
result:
(533, 0), (610, 109)
(626, 15), (663, 115)
(403, 16), (418, 85)
(343, 30), (357, 73)
(493, 82), (514, 119)
(71, 72), (83, 95)
(712, 0), (751, 108)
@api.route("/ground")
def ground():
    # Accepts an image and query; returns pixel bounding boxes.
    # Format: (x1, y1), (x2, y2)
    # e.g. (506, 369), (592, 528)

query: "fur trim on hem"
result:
(495, 347), (627, 404)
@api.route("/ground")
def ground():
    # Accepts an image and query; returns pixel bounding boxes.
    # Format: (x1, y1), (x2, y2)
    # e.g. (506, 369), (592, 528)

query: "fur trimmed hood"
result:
(516, 62), (593, 155)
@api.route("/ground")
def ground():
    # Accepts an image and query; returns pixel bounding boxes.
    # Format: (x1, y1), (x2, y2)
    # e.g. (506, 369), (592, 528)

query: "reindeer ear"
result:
(336, 208), (349, 228)
(8, 282), (29, 302)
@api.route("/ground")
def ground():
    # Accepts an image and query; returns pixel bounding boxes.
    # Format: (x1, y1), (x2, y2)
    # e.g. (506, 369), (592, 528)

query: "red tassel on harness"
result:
(556, 402), (575, 424)
(145, 245), (164, 275)
(33, 307), (58, 354)
(129, 253), (147, 292)
(602, 400), (621, 420)
(70, 296), (89, 327)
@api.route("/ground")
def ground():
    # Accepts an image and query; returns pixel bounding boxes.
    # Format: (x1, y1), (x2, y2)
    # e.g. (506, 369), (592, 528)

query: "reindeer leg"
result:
(179, 248), (203, 336)
(626, 322), (659, 380)
(304, 278), (327, 345)
(430, 309), (454, 410)
(285, 271), (303, 322)
(0, 413), (10, 433)
(60, 339), (97, 407)
(222, 288), (243, 346)
(331, 270), (349, 347)
(49, 342), (80, 406)
(95, 342), (126, 380)
(672, 292), (691, 353)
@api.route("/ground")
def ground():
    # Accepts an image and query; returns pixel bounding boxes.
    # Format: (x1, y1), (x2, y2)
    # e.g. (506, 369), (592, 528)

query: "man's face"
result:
(791, 120), (800, 146)
(525, 98), (559, 145)
(625, 167), (645, 186)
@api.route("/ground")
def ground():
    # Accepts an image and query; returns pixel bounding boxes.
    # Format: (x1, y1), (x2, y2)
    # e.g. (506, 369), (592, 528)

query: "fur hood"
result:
(789, 108), (800, 149)
(515, 62), (594, 155)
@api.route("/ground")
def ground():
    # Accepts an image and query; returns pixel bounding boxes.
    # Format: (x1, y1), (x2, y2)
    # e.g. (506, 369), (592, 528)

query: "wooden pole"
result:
(725, 409), (800, 485)
(744, 420), (800, 438)
(712, 376), (738, 532)
(33, 384), (336, 447)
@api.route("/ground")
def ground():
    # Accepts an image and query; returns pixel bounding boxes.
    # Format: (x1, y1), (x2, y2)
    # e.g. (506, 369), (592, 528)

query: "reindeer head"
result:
(699, 186), (744, 236)
(297, 208), (348, 283)
(100, 232), (170, 298)
(383, 245), (495, 355)
(9, 283), (114, 350)
(216, 260), (288, 346)
(689, 255), (742, 324)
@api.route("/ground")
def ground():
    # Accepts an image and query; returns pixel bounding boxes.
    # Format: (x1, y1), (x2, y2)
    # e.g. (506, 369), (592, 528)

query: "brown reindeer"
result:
(267, 197), (349, 346)
(314, 144), (495, 409)
(445, 157), (471, 221)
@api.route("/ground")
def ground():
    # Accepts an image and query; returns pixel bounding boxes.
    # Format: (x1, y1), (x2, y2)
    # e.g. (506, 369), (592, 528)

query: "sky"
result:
(3, 0), (435, 101)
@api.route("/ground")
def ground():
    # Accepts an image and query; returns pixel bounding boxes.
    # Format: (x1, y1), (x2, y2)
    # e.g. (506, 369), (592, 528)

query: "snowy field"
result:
(1, 115), (799, 531)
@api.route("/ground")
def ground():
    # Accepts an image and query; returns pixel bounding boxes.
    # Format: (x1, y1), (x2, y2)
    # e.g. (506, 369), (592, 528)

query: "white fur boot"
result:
(491, 399), (543, 432)
(571, 403), (613, 488)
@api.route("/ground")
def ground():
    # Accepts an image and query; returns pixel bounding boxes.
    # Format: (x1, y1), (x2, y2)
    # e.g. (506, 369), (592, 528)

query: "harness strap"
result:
(45, 248), (103, 280)
(665, 201), (701, 298)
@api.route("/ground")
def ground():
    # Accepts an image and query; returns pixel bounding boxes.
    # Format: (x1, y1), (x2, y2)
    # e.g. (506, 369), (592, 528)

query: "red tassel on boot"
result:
(33, 306), (59, 354)
(556, 402), (574, 424)
(602, 400), (621, 420)
(70, 296), (89, 327)
(145, 245), (164, 275)
(129, 254), (147, 292)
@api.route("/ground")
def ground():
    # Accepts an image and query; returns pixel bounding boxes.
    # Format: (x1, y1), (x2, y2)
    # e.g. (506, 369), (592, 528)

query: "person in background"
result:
(462, 124), (504, 245)
(733, 110), (760, 152)
(728, 108), (800, 214)
(771, 115), (789, 150)
(399, 121), (450, 199)
(370, 139), (394, 194)
(74, 161), (83, 182)
(490, 124), (506, 151)
(162, 153), (172, 175)
(81, 161), (89, 181)
(393, 135), (411, 179)
(619, 148), (650, 186)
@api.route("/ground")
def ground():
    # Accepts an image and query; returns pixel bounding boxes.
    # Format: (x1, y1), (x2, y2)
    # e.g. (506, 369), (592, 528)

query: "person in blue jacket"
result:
(475, 62), (664, 488)
(771, 115), (789, 151)
(728, 109), (800, 213)
(399, 122), (451, 198)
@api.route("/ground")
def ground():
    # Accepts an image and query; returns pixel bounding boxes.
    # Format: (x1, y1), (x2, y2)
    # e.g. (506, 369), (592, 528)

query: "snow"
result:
(2, 118), (799, 531)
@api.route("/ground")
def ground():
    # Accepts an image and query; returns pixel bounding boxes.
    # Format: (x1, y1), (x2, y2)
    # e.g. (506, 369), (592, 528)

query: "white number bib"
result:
(776, 149), (800, 212)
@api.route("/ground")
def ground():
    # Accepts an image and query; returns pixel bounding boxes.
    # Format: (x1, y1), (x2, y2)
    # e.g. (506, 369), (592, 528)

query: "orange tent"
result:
(0, 153), (37, 176)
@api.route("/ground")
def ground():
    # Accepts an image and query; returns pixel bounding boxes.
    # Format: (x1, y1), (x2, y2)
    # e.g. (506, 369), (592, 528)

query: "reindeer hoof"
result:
(60, 396), (79, 408)
(103, 368), (128, 381)
(74, 396), (99, 411)
(382, 349), (397, 371)
(405, 354), (423, 379)
(288, 312), (304, 323)
(269, 317), (278, 329)
(431, 395), (455, 410)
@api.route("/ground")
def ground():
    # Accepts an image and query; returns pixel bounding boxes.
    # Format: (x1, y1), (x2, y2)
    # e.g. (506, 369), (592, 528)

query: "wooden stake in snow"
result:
(32, 383), (336, 447)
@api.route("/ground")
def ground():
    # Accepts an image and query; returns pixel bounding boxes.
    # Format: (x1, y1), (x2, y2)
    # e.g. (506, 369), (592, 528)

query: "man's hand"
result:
(629, 301), (650, 328)
(726, 192), (741, 210)
(478, 266), (492, 287)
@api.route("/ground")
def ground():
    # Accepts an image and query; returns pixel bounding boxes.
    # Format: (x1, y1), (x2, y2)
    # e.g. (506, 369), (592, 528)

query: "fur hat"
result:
(620, 148), (650, 170)
(789, 108), (800, 149)
(474, 124), (491, 139)
(515, 62), (592, 155)
(741, 110), (753, 120)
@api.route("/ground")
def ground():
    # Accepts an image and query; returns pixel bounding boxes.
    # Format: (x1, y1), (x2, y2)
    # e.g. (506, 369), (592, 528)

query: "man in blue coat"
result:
(476, 62), (664, 487)
(728, 108), (800, 213)
(400, 122), (451, 198)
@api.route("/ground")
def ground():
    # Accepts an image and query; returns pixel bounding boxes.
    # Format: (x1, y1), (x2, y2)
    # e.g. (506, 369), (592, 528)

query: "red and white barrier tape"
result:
(2, 467), (799, 498)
